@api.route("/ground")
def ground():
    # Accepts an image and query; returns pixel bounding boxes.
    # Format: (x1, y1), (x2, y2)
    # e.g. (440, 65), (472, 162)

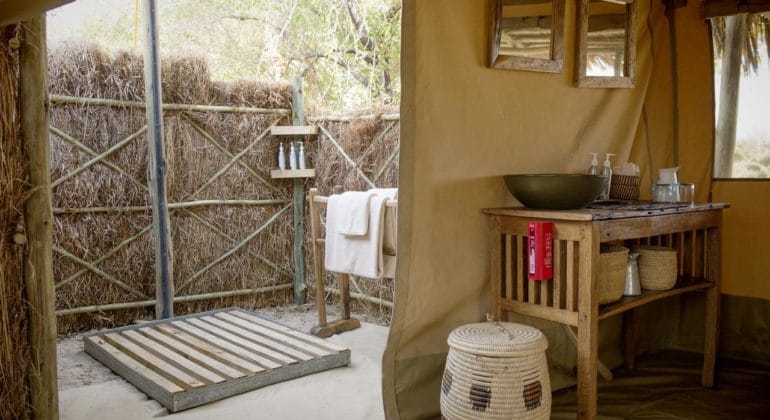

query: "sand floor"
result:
(58, 304), (388, 419)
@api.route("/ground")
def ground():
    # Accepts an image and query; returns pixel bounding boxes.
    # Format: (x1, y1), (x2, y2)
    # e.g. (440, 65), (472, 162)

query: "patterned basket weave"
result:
(610, 174), (640, 200)
(440, 322), (551, 420)
(634, 245), (677, 290)
(598, 244), (629, 304)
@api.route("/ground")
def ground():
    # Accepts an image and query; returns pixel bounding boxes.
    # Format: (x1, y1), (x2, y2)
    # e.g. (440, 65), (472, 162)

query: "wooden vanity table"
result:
(483, 202), (727, 419)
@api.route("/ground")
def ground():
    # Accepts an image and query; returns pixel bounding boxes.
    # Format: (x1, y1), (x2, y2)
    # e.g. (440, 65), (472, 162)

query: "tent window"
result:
(711, 13), (770, 179)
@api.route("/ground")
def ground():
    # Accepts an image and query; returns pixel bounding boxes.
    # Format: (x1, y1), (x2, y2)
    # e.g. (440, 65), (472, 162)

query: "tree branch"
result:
(344, 0), (375, 52)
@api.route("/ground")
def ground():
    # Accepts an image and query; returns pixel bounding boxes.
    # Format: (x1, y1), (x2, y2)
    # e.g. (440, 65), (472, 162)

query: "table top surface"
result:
(483, 201), (729, 221)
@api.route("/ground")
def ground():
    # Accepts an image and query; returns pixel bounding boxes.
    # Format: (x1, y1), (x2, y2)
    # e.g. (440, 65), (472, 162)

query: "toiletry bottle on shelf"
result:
(278, 143), (286, 170)
(289, 143), (298, 170)
(600, 153), (615, 200)
(299, 141), (306, 170)
(588, 153), (599, 175)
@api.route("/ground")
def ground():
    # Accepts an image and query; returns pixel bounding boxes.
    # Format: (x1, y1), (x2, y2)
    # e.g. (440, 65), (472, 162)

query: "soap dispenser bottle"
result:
(600, 153), (615, 200)
(289, 143), (298, 170)
(588, 153), (599, 175)
(298, 141), (306, 170)
(278, 143), (286, 170)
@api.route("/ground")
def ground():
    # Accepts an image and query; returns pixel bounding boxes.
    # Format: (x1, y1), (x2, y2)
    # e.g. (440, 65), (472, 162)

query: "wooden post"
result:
(665, 0), (681, 166)
(143, 0), (174, 318)
(292, 77), (306, 304)
(20, 15), (59, 419)
(714, 14), (746, 178)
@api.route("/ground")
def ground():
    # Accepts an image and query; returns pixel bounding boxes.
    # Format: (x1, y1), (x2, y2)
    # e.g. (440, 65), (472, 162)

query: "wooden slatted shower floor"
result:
(83, 308), (351, 413)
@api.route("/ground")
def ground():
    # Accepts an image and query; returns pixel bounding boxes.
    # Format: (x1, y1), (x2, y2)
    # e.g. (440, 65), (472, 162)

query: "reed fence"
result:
(48, 44), (398, 332)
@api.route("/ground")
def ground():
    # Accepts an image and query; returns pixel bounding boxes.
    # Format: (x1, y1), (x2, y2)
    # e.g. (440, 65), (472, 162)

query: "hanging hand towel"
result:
(335, 191), (374, 236)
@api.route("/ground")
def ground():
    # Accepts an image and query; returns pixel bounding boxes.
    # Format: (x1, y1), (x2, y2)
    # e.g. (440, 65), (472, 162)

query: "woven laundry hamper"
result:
(440, 322), (550, 420)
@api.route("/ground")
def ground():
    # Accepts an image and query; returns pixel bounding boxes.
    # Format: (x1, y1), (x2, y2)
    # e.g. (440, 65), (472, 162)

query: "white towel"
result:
(370, 189), (398, 278)
(325, 192), (390, 279)
(335, 191), (374, 236)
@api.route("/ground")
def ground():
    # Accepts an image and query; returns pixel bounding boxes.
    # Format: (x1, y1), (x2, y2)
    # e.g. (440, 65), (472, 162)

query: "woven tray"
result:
(598, 244), (628, 304)
(634, 245), (677, 290)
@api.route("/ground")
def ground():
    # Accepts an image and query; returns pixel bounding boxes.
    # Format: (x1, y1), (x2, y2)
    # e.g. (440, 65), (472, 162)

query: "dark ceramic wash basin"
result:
(504, 174), (604, 210)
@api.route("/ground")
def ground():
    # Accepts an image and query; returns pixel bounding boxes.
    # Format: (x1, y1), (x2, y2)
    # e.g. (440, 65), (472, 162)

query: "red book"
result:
(528, 221), (553, 281)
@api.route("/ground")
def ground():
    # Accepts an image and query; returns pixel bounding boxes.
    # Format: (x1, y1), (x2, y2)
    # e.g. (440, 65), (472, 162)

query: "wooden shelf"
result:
(270, 169), (316, 179)
(271, 126), (318, 136)
(599, 279), (713, 320)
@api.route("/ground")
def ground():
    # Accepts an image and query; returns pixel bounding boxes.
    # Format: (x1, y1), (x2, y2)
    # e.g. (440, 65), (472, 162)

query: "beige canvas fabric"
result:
(385, 1), (717, 418)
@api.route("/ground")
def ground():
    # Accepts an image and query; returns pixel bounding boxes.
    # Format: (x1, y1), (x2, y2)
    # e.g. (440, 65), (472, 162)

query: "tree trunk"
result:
(714, 14), (746, 178)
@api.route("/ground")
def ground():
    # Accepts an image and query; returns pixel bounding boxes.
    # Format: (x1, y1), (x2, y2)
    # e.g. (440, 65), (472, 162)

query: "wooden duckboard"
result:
(83, 308), (351, 412)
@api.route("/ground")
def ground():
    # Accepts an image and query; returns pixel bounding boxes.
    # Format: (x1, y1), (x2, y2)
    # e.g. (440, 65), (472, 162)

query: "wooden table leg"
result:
(577, 224), (599, 419)
(703, 225), (721, 387)
(490, 217), (502, 321)
(623, 309), (640, 370)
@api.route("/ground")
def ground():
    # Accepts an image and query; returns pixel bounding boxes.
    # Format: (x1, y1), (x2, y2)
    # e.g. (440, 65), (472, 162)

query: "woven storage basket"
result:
(610, 174), (640, 200)
(598, 244), (629, 304)
(440, 322), (550, 420)
(634, 245), (677, 290)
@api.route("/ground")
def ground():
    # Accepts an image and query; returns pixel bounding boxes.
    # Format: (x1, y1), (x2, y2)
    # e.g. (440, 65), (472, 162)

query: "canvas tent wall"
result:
(385, 0), (769, 418)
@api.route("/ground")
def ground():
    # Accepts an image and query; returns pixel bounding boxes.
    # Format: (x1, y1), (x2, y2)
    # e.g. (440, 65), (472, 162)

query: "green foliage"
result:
(732, 141), (770, 178)
(71, 0), (401, 111)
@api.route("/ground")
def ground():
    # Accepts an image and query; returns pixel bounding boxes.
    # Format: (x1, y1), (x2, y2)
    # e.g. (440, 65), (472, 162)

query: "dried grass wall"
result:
(0, 23), (32, 419)
(49, 45), (295, 333)
(49, 44), (399, 332)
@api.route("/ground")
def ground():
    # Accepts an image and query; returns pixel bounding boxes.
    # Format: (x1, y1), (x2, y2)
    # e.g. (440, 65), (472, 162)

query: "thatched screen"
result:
(0, 23), (32, 418)
(49, 45), (295, 333)
(48, 45), (399, 332)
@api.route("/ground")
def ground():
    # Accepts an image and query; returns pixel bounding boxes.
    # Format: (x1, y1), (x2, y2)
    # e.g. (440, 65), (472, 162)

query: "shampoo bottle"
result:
(278, 143), (286, 170)
(600, 153), (615, 200)
(289, 143), (298, 170)
(299, 142), (306, 170)
(588, 153), (599, 175)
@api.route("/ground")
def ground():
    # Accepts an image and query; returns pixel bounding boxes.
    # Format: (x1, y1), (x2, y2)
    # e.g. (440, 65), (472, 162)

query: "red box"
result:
(528, 221), (553, 281)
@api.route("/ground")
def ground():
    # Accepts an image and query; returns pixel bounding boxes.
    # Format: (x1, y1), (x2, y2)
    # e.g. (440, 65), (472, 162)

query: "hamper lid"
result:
(447, 322), (547, 357)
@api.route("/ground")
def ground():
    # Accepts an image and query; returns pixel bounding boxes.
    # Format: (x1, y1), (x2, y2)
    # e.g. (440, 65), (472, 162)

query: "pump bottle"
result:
(289, 143), (298, 170)
(600, 153), (615, 200)
(588, 153), (599, 175)
(299, 142), (306, 170)
(278, 143), (286, 170)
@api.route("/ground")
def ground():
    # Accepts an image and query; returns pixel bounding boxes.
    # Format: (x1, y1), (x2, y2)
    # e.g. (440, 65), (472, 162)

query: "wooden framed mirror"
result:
(489, 0), (566, 73)
(575, 0), (637, 88)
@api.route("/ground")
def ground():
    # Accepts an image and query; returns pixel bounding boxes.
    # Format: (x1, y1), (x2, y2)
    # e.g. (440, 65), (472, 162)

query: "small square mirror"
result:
(489, 0), (566, 73)
(575, 0), (638, 88)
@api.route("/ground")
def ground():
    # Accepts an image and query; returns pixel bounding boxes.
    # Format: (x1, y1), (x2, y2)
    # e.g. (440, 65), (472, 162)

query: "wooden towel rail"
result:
(307, 187), (397, 338)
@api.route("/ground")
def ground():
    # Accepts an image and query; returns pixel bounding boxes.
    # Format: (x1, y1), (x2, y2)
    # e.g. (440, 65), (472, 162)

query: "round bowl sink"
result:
(504, 174), (604, 210)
